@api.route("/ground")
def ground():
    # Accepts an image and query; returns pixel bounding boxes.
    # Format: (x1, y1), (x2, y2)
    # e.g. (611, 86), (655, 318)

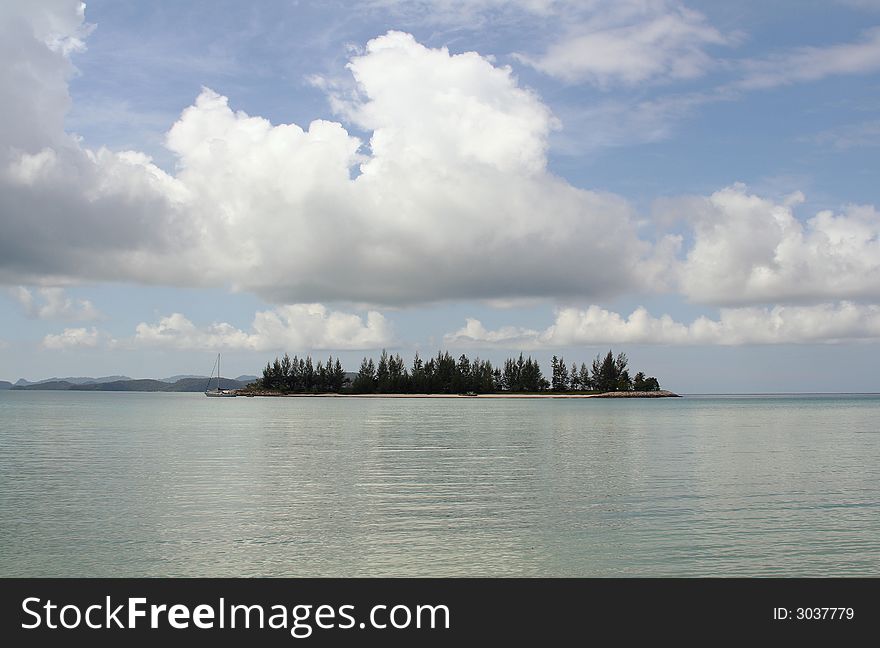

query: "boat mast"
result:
(218, 353), (221, 392)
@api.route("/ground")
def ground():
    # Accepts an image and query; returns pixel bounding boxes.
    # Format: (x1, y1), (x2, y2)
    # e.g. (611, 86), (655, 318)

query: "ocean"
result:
(1, 391), (878, 576)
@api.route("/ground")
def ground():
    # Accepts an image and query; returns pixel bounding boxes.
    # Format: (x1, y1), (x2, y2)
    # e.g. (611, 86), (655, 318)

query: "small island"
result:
(238, 350), (679, 398)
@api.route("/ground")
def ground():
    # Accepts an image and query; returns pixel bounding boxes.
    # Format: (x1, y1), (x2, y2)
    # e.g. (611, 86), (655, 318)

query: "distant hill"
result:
(159, 374), (206, 383)
(14, 375), (131, 387)
(13, 377), (248, 392)
(71, 379), (168, 392)
(12, 381), (77, 390)
(73, 377), (247, 392)
(0, 381), (12, 390)
(236, 375), (259, 383)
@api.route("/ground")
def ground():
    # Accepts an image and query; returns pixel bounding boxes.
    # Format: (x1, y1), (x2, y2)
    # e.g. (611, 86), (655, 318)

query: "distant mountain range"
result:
(14, 375), (131, 386)
(6, 375), (259, 392)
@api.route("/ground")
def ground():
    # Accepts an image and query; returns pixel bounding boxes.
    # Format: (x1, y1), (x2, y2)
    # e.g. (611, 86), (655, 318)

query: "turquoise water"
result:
(0, 391), (878, 577)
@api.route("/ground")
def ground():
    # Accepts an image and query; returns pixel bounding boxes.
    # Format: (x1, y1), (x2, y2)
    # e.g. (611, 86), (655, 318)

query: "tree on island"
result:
(633, 371), (661, 392)
(353, 357), (377, 393)
(551, 355), (570, 391)
(591, 350), (633, 392)
(254, 348), (660, 394)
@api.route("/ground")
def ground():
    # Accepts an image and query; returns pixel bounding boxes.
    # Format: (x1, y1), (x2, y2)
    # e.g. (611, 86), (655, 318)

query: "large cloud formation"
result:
(0, 5), (651, 305)
(2, 1), (880, 351)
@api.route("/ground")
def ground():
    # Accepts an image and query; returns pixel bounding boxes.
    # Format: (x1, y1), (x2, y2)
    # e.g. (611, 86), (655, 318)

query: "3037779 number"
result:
(773, 607), (855, 620)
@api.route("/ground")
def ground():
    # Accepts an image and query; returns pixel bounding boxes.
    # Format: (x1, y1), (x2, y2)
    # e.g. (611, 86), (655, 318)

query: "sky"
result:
(1, 0), (880, 392)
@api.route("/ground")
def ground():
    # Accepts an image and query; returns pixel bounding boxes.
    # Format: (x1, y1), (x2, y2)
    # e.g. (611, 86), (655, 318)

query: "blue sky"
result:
(2, 0), (880, 391)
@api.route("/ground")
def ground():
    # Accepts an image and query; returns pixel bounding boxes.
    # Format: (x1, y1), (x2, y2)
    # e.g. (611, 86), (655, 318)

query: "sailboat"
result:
(205, 353), (237, 397)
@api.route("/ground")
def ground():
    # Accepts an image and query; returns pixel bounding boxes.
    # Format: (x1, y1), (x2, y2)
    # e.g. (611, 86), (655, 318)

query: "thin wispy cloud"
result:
(805, 119), (880, 149)
(548, 24), (880, 152)
(515, 1), (731, 87)
(729, 26), (880, 92)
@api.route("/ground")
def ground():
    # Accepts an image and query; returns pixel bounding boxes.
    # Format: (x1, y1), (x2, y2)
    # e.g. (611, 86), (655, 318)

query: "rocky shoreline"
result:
(590, 390), (680, 398)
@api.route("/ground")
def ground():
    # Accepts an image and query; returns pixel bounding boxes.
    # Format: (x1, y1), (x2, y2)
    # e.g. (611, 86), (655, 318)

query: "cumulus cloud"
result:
(0, 0), (90, 152)
(41, 326), (101, 350)
(11, 286), (101, 320)
(446, 318), (543, 347)
(2, 1), (880, 328)
(514, 1), (730, 86)
(663, 184), (880, 305)
(1, 4), (654, 305)
(0, 2), (189, 290)
(132, 304), (393, 351)
(446, 302), (880, 347)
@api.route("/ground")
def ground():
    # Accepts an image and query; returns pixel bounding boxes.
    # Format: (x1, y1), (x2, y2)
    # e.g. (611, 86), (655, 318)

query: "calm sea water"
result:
(1, 391), (878, 577)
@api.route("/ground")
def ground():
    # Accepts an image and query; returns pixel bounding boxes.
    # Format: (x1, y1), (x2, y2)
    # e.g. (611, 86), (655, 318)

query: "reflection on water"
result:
(1, 392), (878, 576)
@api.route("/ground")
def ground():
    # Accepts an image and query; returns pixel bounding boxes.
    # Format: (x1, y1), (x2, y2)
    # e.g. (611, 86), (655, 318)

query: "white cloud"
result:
(446, 302), (880, 347)
(446, 318), (543, 347)
(42, 326), (101, 350)
(0, 0), (90, 153)
(515, 1), (730, 86)
(2, 2), (879, 321)
(0, 12), (653, 305)
(667, 184), (880, 305)
(11, 286), (101, 320)
(133, 304), (393, 352)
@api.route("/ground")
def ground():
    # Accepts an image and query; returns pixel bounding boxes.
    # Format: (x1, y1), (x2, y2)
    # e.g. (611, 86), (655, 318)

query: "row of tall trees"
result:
(260, 354), (346, 393)
(550, 351), (659, 392)
(257, 350), (661, 394)
(352, 350), (502, 394)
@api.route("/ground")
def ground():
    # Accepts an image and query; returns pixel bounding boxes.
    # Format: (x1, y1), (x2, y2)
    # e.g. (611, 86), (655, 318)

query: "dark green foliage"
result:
(578, 363), (592, 391)
(633, 372), (661, 391)
(498, 353), (544, 392)
(388, 353), (406, 392)
(590, 350), (636, 392)
(260, 353), (352, 393)
(332, 358), (346, 392)
(410, 352), (425, 393)
(569, 362), (580, 391)
(551, 355), (569, 391)
(257, 348), (660, 394)
(353, 357), (377, 393)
